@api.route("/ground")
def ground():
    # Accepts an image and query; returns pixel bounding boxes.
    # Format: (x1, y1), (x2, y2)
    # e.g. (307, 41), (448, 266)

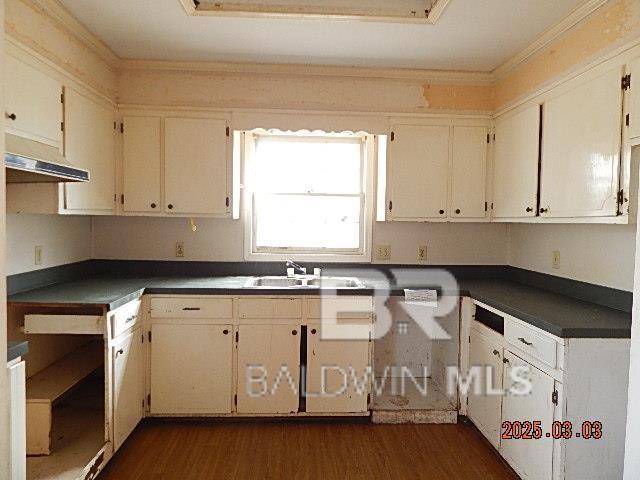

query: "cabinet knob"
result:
(540, 207), (548, 214)
(5, 112), (16, 121)
(116, 348), (124, 357)
(167, 204), (174, 210)
(455, 209), (461, 215)
(439, 209), (445, 215)
(151, 203), (157, 209)
(311, 328), (317, 335)
(526, 207), (533, 213)
(223, 329), (229, 335)
(292, 329), (298, 336)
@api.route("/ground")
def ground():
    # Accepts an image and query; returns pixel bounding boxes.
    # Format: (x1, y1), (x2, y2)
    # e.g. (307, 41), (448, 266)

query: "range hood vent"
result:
(5, 134), (89, 183)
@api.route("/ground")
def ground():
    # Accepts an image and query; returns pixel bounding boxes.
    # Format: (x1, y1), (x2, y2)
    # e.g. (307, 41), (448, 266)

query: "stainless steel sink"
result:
(243, 276), (364, 289)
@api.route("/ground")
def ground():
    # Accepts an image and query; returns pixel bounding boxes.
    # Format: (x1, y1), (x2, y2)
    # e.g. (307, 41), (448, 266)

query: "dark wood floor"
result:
(99, 419), (519, 480)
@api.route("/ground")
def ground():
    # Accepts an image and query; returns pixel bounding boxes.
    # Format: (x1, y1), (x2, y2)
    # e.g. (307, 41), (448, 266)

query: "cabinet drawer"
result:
(238, 298), (302, 319)
(306, 297), (373, 319)
(150, 298), (233, 319)
(111, 300), (142, 338)
(504, 319), (557, 369)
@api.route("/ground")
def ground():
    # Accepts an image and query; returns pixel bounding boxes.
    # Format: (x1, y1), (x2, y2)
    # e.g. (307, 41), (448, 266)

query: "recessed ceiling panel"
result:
(186, 0), (450, 23)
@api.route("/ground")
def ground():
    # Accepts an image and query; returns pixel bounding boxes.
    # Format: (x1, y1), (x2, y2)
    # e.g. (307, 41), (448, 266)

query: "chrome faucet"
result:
(286, 260), (306, 277)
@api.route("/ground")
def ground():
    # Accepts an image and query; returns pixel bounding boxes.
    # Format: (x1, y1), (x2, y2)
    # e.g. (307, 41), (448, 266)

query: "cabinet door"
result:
(164, 117), (229, 215)
(388, 125), (450, 219)
(112, 328), (144, 450)
(451, 126), (488, 219)
(467, 329), (503, 450)
(64, 89), (116, 212)
(306, 327), (370, 413)
(540, 66), (623, 218)
(237, 324), (300, 414)
(150, 324), (233, 414)
(9, 360), (26, 480)
(493, 106), (540, 218)
(501, 351), (555, 480)
(629, 58), (640, 141)
(5, 55), (62, 148)
(122, 116), (162, 213)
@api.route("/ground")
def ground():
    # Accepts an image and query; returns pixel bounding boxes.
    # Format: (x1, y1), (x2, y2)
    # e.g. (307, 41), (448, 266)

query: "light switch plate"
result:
(418, 245), (428, 261)
(176, 242), (185, 258)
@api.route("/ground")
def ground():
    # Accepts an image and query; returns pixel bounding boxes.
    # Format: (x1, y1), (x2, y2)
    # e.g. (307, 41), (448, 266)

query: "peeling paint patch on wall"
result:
(422, 83), (494, 111)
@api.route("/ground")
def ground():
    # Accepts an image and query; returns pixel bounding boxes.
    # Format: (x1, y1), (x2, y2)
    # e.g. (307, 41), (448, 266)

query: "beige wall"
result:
(6, 215), (92, 276)
(91, 216), (509, 266)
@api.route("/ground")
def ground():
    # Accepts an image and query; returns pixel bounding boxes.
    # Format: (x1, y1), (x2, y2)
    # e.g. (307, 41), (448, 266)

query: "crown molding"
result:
(179, 0), (451, 24)
(492, 0), (609, 80)
(29, 0), (120, 70)
(119, 59), (494, 85)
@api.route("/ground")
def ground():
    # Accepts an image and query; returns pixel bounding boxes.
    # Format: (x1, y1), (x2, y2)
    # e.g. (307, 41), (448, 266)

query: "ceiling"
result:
(59, 0), (593, 72)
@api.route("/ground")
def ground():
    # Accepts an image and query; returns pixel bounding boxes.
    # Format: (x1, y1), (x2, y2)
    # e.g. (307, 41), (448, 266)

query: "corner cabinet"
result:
(387, 122), (489, 222)
(120, 113), (231, 217)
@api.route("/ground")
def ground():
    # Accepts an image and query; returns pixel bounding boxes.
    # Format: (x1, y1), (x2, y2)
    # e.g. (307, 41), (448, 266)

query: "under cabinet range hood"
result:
(4, 134), (89, 183)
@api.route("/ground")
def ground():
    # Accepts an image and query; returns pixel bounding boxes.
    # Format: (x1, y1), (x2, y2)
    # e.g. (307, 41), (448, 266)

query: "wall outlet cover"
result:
(552, 250), (561, 270)
(376, 245), (391, 261)
(176, 242), (185, 258)
(418, 245), (428, 261)
(34, 246), (43, 266)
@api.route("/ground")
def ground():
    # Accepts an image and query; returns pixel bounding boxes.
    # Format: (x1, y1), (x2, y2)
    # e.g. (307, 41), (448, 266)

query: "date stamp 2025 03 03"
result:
(501, 421), (603, 440)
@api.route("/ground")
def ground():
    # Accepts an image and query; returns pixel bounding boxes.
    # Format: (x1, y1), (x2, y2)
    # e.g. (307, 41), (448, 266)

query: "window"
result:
(243, 130), (373, 260)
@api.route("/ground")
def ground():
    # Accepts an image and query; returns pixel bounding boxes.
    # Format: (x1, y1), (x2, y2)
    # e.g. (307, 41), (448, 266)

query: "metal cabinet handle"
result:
(151, 203), (157, 209)
(455, 209), (461, 214)
(439, 209), (445, 215)
(223, 329), (229, 335)
(116, 348), (124, 357)
(540, 207), (548, 214)
(503, 357), (510, 364)
(182, 307), (201, 311)
(526, 207), (533, 213)
(168, 204), (174, 210)
(6, 112), (16, 121)
(492, 349), (500, 356)
(125, 315), (137, 324)
(311, 328), (317, 335)
(518, 337), (533, 346)
(292, 329), (298, 336)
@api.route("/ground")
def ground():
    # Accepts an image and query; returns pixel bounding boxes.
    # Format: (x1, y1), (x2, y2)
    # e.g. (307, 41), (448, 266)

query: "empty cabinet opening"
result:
(474, 305), (504, 335)
(25, 338), (106, 480)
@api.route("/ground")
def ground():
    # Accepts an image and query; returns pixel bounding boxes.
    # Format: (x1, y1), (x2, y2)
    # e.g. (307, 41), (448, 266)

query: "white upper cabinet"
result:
(122, 116), (162, 213)
(64, 89), (116, 213)
(493, 105), (540, 219)
(539, 66), (623, 218)
(627, 58), (640, 143)
(388, 124), (450, 220)
(450, 126), (488, 219)
(164, 117), (230, 215)
(4, 55), (63, 149)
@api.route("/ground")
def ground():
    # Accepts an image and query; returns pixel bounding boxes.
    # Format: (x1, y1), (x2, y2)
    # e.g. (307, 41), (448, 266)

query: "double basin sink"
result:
(243, 276), (365, 289)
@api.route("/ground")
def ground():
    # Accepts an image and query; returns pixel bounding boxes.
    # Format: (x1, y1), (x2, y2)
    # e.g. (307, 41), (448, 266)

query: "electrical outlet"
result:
(552, 250), (561, 270)
(176, 242), (185, 258)
(376, 245), (391, 261)
(34, 246), (43, 266)
(418, 245), (428, 261)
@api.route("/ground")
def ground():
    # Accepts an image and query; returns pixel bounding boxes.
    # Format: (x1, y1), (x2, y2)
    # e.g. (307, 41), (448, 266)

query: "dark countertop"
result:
(7, 275), (632, 339)
(8, 341), (28, 362)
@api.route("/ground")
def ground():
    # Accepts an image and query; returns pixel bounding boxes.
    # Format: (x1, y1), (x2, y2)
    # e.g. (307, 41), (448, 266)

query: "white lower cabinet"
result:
(467, 327), (503, 450)
(501, 350), (555, 480)
(305, 327), (370, 413)
(112, 328), (144, 450)
(9, 359), (26, 480)
(150, 323), (234, 414)
(236, 324), (300, 414)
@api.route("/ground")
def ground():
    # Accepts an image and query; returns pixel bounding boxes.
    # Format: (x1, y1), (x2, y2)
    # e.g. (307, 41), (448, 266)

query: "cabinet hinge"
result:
(492, 133), (496, 142)
(147, 394), (151, 407)
(148, 331), (152, 342)
(235, 331), (239, 342)
(193, 0), (200, 8)
(60, 122), (65, 132)
(617, 189), (625, 206)
(234, 394), (238, 406)
(141, 333), (144, 343)
(60, 92), (65, 104)
(142, 398), (145, 408)
(226, 126), (230, 137)
(552, 389), (558, 406)
(367, 394), (371, 406)
(622, 74), (631, 91)
(487, 133), (490, 144)
(388, 200), (393, 212)
(120, 123), (124, 134)
(468, 336), (471, 344)
(120, 194), (125, 205)
(484, 202), (488, 212)
(225, 197), (230, 208)
(390, 131), (395, 142)
(626, 113), (630, 127)
(113, 121), (117, 130)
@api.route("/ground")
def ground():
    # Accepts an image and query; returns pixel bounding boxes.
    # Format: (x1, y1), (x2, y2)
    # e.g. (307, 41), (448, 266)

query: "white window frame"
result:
(242, 130), (374, 262)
